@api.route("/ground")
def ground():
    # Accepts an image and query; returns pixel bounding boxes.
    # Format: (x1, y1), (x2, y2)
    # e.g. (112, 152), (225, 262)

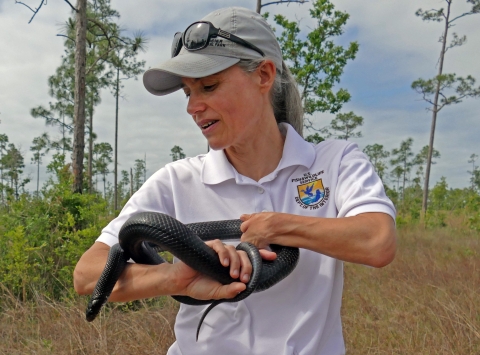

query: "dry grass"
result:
(0, 219), (478, 354)
(342, 219), (479, 354)
(0, 295), (177, 355)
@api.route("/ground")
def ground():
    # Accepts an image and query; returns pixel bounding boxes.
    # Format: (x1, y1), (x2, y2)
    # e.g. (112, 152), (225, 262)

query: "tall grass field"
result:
(0, 219), (478, 354)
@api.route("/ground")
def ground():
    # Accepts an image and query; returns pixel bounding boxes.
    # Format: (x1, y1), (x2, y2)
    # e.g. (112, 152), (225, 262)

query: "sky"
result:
(0, 0), (479, 193)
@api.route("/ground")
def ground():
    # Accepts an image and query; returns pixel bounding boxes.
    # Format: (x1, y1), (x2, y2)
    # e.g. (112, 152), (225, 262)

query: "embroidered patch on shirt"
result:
(293, 171), (330, 210)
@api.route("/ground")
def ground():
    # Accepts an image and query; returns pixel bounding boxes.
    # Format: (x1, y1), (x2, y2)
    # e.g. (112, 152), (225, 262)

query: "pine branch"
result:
(261, 0), (308, 8)
(16, 0), (46, 24)
(63, 0), (78, 13)
(56, 34), (76, 44)
(16, 0), (78, 23)
(450, 11), (476, 23)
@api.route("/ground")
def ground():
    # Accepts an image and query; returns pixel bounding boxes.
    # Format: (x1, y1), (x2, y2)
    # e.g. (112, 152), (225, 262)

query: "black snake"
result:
(86, 212), (299, 340)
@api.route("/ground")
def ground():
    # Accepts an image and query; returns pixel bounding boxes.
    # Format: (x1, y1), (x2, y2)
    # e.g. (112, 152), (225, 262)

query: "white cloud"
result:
(0, 0), (479, 193)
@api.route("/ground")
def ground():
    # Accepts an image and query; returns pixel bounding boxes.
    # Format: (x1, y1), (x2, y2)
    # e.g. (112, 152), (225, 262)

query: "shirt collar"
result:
(201, 123), (315, 185)
(201, 147), (237, 185)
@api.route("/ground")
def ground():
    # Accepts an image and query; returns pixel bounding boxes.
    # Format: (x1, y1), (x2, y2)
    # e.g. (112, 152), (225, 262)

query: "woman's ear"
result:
(257, 60), (277, 94)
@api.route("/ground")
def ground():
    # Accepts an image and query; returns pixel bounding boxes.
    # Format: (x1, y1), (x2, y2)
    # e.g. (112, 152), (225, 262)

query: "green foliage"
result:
(390, 138), (414, 198)
(392, 177), (480, 230)
(170, 145), (186, 162)
(30, 133), (50, 193)
(412, 1), (480, 216)
(465, 193), (480, 231)
(0, 160), (111, 302)
(467, 153), (480, 191)
(133, 157), (147, 191)
(93, 142), (113, 197)
(412, 74), (480, 113)
(271, 0), (359, 130)
(0, 226), (44, 301)
(363, 144), (390, 180)
(305, 133), (325, 144)
(322, 111), (363, 140)
(0, 142), (30, 200)
(430, 176), (448, 210)
(118, 169), (132, 206)
(0, 133), (9, 204)
(416, 1), (480, 23)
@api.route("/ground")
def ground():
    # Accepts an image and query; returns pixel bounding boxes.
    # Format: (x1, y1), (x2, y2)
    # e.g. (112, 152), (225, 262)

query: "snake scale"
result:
(85, 212), (300, 340)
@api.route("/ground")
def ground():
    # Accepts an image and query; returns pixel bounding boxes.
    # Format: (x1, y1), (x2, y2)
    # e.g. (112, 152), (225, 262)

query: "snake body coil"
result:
(86, 212), (299, 339)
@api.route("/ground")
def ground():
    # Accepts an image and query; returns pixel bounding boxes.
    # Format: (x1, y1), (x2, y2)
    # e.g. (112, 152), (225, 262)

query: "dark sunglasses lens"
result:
(171, 32), (183, 57)
(184, 22), (210, 50)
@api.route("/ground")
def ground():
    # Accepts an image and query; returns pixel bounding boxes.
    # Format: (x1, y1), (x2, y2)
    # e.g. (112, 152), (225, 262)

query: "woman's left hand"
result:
(240, 212), (279, 260)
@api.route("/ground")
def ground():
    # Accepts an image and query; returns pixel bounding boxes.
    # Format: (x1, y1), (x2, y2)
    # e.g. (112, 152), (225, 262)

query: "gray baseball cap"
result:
(143, 7), (283, 96)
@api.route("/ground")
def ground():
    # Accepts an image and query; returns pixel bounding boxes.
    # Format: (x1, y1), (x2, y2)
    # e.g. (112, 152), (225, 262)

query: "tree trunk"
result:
(88, 94), (94, 194)
(114, 67), (120, 211)
(36, 158), (40, 193)
(130, 167), (133, 196)
(72, 0), (87, 194)
(0, 153), (3, 205)
(421, 2), (450, 222)
(14, 174), (18, 200)
(61, 113), (65, 156)
(256, 0), (262, 13)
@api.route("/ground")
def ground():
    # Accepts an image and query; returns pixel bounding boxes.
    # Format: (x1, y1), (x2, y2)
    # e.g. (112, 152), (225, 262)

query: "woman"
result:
(74, 7), (396, 355)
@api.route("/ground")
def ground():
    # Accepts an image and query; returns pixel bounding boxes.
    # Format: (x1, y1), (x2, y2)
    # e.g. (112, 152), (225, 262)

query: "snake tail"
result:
(195, 242), (263, 341)
(86, 244), (129, 322)
(196, 300), (221, 341)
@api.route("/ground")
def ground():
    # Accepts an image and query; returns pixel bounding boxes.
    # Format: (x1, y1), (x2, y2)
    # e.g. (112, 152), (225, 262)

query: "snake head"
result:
(86, 296), (108, 322)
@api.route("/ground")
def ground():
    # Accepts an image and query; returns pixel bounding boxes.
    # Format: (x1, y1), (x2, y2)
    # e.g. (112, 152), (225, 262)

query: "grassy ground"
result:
(342, 219), (479, 354)
(0, 220), (478, 354)
(0, 295), (178, 355)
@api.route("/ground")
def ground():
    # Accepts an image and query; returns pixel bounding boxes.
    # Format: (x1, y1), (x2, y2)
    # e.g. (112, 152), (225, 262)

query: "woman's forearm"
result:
(240, 212), (397, 268)
(73, 242), (176, 302)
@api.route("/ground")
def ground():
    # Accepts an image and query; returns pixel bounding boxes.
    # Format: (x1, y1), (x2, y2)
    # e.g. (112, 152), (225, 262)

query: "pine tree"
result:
(30, 133), (50, 194)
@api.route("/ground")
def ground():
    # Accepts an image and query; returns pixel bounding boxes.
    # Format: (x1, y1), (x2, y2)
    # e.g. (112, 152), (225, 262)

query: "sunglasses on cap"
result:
(171, 21), (265, 58)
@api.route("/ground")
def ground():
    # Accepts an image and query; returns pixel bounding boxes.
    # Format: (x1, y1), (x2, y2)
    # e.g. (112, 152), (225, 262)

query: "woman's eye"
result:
(204, 84), (216, 92)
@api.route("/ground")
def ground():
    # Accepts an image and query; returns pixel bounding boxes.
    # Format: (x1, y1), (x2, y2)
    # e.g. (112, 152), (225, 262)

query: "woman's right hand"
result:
(170, 260), (247, 300)
(171, 239), (277, 300)
(171, 239), (253, 300)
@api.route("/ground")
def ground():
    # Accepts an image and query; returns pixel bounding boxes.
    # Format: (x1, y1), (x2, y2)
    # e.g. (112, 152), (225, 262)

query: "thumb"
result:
(239, 213), (253, 222)
(219, 282), (246, 299)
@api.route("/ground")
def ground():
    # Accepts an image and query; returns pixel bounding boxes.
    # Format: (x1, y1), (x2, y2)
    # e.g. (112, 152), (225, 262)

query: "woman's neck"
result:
(224, 120), (286, 182)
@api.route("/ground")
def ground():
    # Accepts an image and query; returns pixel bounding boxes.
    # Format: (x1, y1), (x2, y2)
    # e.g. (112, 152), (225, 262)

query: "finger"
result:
(259, 249), (277, 261)
(239, 214), (252, 222)
(224, 245), (241, 279)
(240, 217), (252, 233)
(205, 239), (230, 267)
(238, 250), (253, 283)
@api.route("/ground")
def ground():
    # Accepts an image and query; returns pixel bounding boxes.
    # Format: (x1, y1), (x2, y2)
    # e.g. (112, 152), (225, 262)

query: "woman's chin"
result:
(205, 138), (230, 151)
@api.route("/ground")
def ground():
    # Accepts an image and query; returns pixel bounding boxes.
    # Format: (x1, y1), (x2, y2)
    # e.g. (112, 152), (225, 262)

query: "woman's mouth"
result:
(201, 120), (219, 130)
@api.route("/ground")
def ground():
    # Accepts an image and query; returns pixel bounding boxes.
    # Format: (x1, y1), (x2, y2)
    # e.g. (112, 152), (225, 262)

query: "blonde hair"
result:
(237, 59), (304, 137)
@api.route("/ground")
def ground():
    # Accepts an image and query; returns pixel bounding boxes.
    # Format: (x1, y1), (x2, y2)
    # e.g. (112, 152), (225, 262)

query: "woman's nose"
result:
(186, 92), (206, 116)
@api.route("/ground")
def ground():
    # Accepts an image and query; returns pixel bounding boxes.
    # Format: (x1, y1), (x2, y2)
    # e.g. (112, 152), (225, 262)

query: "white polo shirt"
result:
(97, 123), (395, 355)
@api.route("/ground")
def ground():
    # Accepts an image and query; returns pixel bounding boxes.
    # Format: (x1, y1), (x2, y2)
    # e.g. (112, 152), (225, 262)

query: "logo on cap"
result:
(218, 29), (231, 38)
(209, 39), (226, 47)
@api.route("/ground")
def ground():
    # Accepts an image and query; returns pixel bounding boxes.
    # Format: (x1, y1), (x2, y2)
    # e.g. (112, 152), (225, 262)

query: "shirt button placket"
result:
(256, 186), (272, 213)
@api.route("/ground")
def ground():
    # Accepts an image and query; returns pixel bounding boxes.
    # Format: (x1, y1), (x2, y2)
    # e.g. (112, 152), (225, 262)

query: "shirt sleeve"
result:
(334, 143), (396, 220)
(96, 167), (176, 247)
